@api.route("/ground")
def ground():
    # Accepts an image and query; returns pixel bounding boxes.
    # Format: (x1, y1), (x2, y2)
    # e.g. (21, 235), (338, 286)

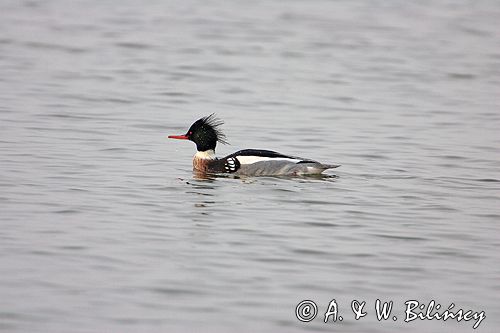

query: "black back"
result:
(224, 149), (313, 162)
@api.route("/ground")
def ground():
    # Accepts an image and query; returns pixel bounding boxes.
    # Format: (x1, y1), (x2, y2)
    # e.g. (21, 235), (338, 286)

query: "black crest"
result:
(188, 114), (228, 151)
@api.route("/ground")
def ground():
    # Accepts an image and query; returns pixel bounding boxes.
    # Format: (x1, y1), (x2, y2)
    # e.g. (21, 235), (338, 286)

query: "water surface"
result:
(1, 0), (499, 332)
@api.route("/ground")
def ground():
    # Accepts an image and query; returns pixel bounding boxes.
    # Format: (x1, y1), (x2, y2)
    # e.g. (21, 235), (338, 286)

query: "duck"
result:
(168, 114), (339, 176)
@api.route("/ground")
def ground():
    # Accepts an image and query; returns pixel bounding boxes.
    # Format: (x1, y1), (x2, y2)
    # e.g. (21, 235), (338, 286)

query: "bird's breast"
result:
(192, 156), (210, 172)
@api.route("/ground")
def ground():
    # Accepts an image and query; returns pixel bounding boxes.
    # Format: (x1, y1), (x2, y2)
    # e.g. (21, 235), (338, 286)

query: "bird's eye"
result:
(189, 131), (193, 135)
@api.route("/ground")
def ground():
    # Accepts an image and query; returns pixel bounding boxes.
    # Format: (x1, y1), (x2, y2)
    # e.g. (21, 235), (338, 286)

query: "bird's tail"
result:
(321, 164), (341, 170)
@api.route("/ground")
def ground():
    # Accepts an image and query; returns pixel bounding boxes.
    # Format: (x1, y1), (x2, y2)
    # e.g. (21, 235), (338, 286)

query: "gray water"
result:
(1, 0), (500, 332)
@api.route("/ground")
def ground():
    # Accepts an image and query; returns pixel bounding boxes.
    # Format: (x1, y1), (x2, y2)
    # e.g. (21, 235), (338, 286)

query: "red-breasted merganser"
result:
(168, 114), (340, 176)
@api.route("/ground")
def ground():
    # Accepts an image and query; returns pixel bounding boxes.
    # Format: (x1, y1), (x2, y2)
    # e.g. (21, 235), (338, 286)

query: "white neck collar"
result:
(194, 150), (216, 160)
